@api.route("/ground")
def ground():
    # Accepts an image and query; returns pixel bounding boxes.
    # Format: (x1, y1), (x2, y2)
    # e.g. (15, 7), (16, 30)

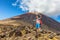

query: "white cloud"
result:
(12, 0), (60, 16)
(12, 3), (17, 6)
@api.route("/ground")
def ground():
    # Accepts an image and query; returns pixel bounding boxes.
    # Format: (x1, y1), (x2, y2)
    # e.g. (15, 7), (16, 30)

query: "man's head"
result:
(36, 15), (38, 19)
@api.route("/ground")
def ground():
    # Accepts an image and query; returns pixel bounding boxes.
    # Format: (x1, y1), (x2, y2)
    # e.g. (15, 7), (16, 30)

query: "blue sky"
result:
(0, 0), (60, 22)
(0, 0), (26, 20)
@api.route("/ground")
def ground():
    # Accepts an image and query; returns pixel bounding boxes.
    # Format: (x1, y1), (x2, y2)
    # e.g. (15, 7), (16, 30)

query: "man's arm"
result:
(40, 15), (42, 19)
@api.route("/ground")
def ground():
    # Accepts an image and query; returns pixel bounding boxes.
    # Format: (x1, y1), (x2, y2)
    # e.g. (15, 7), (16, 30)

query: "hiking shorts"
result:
(35, 23), (41, 29)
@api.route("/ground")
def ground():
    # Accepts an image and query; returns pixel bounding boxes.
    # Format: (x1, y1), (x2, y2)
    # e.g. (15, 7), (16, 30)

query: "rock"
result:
(47, 31), (52, 34)
(9, 30), (15, 37)
(15, 31), (22, 37)
(40, 30), (47, 34)
(56, 33), (60, 36)
(25, 30), (31, 34)
(0, 34), (6, 38)
(48, 33), (55, 39)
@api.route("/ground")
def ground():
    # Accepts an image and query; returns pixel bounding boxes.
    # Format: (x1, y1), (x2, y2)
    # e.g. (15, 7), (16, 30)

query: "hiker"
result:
(33, 15), (43, 38)
(33, 15), (42, 32)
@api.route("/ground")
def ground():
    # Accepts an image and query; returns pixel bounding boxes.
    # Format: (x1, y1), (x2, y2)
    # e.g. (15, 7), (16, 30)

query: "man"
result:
(33, 15), (42, 38)
(35, 15), (41, 32)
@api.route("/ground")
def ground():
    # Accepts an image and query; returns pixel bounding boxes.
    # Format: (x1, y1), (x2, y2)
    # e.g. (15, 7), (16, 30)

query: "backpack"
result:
(40, 19), (42, 25)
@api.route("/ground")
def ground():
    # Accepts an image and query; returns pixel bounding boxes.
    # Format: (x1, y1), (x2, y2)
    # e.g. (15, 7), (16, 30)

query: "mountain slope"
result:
(0, 12), (60, 33)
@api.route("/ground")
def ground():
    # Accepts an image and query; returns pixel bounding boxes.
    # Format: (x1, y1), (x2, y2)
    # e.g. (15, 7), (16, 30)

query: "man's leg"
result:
(35, 28), (39, 38)
(38, 24), (41, 32)
(35, 23), (38, 38)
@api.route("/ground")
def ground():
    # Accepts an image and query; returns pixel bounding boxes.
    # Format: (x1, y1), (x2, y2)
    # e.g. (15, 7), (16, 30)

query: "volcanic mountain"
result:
(0, 12), (60, 33)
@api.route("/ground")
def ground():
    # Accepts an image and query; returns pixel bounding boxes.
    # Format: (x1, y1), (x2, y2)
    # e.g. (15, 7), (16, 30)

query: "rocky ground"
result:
(0, 25), (60, 40)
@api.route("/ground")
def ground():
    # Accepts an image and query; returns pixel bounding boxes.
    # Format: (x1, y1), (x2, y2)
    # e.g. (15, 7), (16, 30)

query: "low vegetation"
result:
(0, 24), (60, 40)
